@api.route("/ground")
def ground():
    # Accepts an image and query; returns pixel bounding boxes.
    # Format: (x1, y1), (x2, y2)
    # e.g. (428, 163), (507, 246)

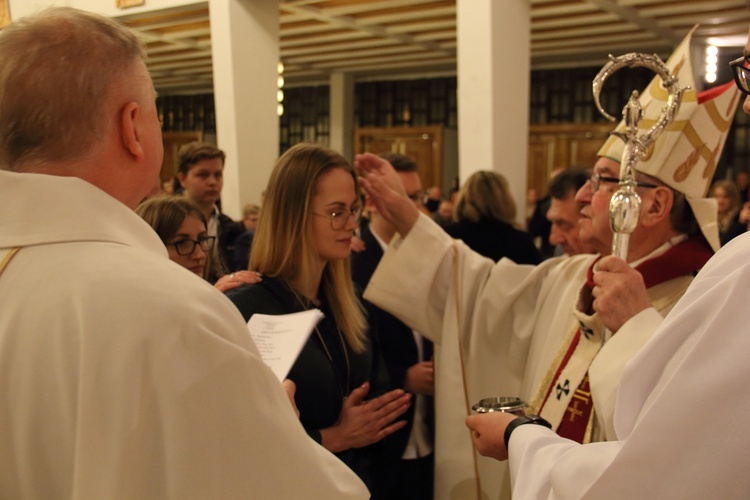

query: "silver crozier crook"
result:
(592, 53), (686, 260)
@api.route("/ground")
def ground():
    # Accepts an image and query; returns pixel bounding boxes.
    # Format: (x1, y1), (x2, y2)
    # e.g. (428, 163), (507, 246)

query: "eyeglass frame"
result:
(406, 190), (425, 204)
(166, 235), (216, 256)
(729, 56), (750, 96)
(588, 172), (660, 193)
(313, 206), (363, 230)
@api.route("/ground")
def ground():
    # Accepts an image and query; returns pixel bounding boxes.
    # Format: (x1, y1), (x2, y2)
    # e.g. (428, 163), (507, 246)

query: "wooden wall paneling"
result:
(355, 125), (445, 192)
(161, 131), (204, 184)
(527, 123), (613, 197)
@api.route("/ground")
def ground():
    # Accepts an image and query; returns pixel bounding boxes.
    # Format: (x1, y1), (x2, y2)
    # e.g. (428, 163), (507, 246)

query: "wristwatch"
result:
(503, 414), (552, 449)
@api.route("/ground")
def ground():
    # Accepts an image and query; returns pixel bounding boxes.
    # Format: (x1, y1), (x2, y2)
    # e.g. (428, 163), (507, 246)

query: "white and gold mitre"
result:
(598, 26), (742, 251)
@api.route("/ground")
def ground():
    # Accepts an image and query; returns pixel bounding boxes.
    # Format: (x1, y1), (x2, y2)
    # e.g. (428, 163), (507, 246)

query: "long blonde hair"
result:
(453, 170), (517, 224)
(710, 179), (741, 232)
(250, 143), (367, 352)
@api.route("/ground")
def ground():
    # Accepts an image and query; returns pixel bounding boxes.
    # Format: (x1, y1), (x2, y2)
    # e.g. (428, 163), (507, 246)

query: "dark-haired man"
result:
(546, 167), (596, 256)
(351, 152), (434, 500)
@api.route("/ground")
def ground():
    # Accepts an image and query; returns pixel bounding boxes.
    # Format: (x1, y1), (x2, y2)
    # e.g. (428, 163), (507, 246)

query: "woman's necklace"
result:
(292, 289), (351, 399)
(313, 324), (351, 399)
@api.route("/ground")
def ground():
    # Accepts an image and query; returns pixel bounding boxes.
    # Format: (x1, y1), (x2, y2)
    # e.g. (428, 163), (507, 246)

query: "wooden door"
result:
(527, 123), (613, 197)
(355, 126), (443, 190)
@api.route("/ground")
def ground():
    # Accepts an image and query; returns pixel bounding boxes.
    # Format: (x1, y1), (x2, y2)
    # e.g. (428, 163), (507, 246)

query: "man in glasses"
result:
(462, 28), (750, 498)
(351, 152), (435, 500)
(356, 28), (737, 500)
(0, 7), (367, 498)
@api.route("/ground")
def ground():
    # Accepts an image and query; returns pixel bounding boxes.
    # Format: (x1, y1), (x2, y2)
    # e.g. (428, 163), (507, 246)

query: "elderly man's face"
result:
(547, 191), (595, 255)
(574, 157), (621, 254)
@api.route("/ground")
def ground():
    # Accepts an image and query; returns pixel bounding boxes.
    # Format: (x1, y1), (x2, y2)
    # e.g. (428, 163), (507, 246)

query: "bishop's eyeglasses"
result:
(730, 56), (750, 96)
(314, 207), (363, 229)
(167, 236), (216, 255)
(588, 172), (659, 193)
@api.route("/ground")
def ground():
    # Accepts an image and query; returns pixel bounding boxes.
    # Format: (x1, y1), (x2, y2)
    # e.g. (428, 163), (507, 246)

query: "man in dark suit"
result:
(351, 153), (434, 500)
(176, 142), (244, 281)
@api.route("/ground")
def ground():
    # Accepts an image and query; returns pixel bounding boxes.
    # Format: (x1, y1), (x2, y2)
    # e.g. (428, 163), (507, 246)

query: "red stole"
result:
(540, 236), (712, 443)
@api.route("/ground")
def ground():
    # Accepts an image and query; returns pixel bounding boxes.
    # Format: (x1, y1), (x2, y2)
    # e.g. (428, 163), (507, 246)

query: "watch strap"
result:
(504, 414), (552, 449)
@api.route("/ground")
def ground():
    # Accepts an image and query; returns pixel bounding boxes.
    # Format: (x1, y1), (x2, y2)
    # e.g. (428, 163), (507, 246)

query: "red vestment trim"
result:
(542, 236), (712, 443)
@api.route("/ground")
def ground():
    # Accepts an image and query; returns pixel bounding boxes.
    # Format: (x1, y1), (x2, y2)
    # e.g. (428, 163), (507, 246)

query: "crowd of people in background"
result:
(7, 6), (750, 500)
(709, 173), (750, 246)
(130, 99), (750, 500)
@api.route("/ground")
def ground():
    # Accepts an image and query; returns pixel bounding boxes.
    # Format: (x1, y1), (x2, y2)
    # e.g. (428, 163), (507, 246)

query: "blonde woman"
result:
(226, 143), (410, 489)
(447, 170), (541, 263)
(710, 179), (746, 246)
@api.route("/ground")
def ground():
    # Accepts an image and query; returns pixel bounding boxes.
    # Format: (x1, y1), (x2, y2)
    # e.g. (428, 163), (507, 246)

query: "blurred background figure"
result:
(525, 187), (538, 225)
(430, 199), (454, 229)
(446, 170), (541, 264)
(546, 167), (596, 256)
(162, 179), (174, 195)
(233, 203), (261, 271)
(735, 170), (750, 203)
(176, 142), (244, 282)
(423, 185), (442, 214)
(528, 168), (564, 259)
(136, 196), (260, 292)
(710, 179), (746, 246)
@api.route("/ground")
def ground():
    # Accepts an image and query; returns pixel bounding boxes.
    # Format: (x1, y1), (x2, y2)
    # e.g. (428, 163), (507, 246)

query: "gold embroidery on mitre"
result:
(674, 147), (701, 183)
(703, 142), (721, 180)
(727, 90), (740, 116)
(642, 141), (655, 162)
(703, 95), (739, 133)
(647, 57), (684, 101)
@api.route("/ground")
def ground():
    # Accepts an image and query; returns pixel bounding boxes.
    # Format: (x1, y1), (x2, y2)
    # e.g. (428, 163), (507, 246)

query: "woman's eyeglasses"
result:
(167, 236), (216, 255)
(314, 207), (362, 230)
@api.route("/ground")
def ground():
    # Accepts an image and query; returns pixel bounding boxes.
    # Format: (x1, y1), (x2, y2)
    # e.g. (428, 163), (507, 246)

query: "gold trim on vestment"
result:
(453, 240), (482, 499)
(0, 247), (20, 275)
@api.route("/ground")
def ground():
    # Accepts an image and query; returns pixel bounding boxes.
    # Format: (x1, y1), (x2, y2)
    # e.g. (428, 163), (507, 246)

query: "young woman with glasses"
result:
(136, 196), (261, 292)
(226, 143), (411, 492)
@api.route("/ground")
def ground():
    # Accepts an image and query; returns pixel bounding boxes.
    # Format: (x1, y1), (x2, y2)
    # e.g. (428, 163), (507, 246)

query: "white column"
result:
(209, 0), (279, 219)
(329, 72), (355, 161)
(456, 0), (530, 224)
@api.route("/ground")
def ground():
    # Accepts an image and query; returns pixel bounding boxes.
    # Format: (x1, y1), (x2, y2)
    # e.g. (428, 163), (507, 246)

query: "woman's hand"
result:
(282, 379), (300, 418)
(214, 271), (263, 293)
(320, 382), (411, 453)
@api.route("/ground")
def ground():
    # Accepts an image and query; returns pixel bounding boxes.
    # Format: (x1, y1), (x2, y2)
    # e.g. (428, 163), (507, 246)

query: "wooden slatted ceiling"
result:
(109, 0), (750, 95)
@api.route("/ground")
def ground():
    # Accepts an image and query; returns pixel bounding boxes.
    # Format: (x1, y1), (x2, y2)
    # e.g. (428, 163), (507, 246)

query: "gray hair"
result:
(0, 7), (147, 171)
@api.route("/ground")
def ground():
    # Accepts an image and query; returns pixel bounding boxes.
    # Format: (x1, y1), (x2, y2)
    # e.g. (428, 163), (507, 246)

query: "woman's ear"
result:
(640, 186), (673, 228)
(120, 101), (145, 159)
